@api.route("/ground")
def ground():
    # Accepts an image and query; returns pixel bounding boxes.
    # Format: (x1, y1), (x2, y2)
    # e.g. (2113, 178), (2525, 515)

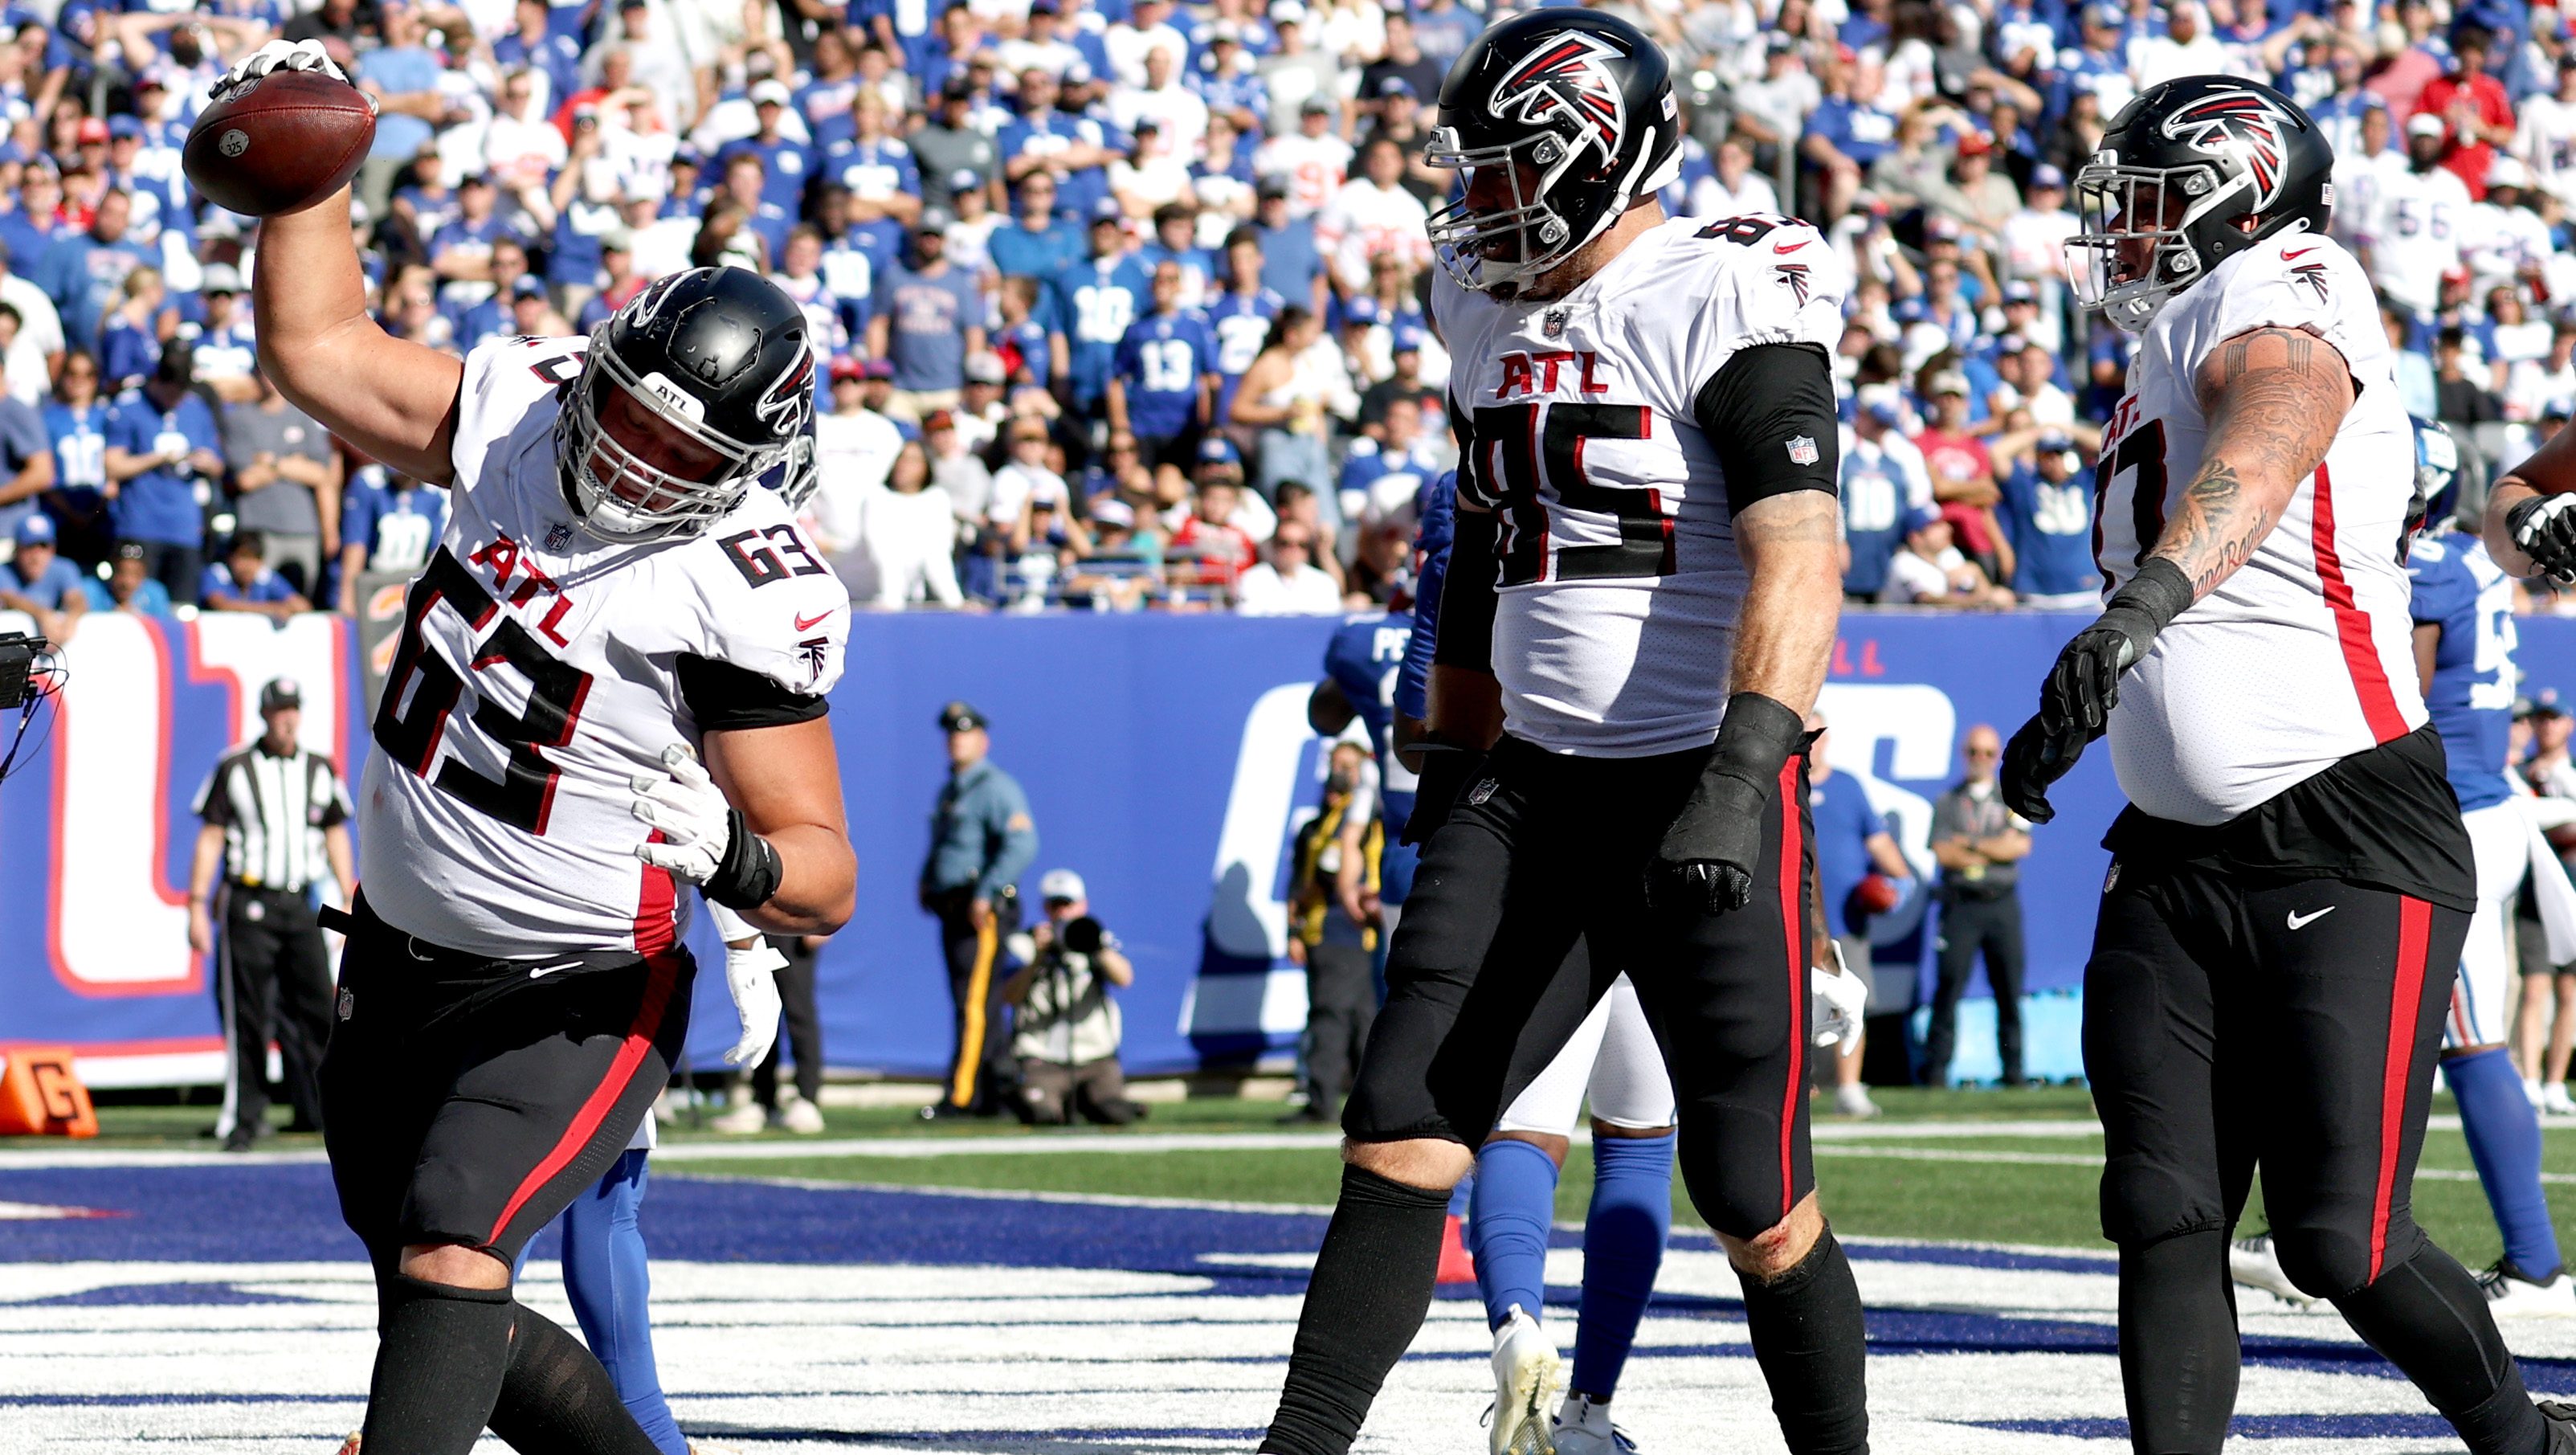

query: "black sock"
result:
(2331, 1244), (2545, 1455)
(2117, 1230), (2240, 1454)
(1259, 1163), (1454, 1455)
(361, 1273), (516, 1455)
(488, 1302), (667, 1455)
(1737, 1226), (1870, 1455)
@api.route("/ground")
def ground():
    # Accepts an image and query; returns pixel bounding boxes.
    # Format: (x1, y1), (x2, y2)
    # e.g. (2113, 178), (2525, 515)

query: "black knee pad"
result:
(1676, 1118), (1790, 1241)
(2097, 1151), (2226, 1249)
(2272, 1222), (2414, 1302)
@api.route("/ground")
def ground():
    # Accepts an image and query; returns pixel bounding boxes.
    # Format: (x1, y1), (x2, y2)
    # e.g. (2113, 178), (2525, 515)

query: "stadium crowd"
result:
(0, 0), (2574, 619)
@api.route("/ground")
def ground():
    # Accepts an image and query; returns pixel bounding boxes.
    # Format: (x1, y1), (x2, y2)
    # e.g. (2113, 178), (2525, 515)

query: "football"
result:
(182, 70), (375, 219)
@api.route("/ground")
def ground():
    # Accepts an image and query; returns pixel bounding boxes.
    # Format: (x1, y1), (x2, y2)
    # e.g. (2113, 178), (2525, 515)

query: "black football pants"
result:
(1346, 734), (1819, 1240)
(2086, 858), (2505, 1450)
(1924, 890), (2027, 1087)
(221, 885), (333, 1133)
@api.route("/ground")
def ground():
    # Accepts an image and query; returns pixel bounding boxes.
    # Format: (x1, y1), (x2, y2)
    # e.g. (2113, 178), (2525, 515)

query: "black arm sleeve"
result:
(1432, 509), (1499, 672)
(676, 653), (831, 733)
(1691, 341), (1842, 518)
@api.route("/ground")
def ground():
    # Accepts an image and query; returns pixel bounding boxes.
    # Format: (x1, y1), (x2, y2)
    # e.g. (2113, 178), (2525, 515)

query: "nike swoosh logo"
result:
(2282, 247), (2317, 260)
(528, 960), (582, 979)
(2286, 906), (2336, 930)
(1773, 239), (1809, 253)
(794, 610), (834, 631)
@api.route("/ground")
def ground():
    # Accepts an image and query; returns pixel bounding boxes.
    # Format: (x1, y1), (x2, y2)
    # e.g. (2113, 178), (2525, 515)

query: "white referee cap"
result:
(1039, 869), (1088, 903)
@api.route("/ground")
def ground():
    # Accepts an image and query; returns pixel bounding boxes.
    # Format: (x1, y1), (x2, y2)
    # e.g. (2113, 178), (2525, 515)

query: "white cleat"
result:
(2228, 1233), (2319, 1306)
(2529, 1077), (2549, 1111)
(2479, 1260), (2576, 1317)
(708, 1100), (770, 1135)
(1488, 1305), (1563, 1455)
(1833, 1083), (1880, 1119)
(1553, 1392), (1639, 1455)
(2546, 1082), (2576, 1118)
(779, 1097), (827, 1134)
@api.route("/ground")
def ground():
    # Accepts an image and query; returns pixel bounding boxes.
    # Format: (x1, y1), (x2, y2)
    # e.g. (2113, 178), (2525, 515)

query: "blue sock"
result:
(1571, 1132), (1674, 1399)
(1449, 1175), (1475, 1220)
(2446, 1047), (2562, 1280)
(1468, 1139), (1559, 1330)
(558, 1149), (688, 1455)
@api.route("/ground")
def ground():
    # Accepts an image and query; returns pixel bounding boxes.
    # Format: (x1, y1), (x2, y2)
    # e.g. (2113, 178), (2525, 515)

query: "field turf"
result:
(33, 1087), (2576, 1266)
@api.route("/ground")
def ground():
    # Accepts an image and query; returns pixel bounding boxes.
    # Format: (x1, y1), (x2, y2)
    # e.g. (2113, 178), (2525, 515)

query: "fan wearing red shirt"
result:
(1173, 443), (1259, 590)
(1912, 370), (2014, 586)
(2418, 26), (2515, 201)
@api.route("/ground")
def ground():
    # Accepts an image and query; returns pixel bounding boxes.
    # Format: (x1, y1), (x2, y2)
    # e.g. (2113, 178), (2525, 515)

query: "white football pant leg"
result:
(2450, 801), (2529, 1050)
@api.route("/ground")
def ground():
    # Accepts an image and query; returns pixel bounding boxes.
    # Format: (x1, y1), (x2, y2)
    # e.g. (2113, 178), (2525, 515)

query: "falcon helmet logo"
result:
(2159, 90), (2296, 210)
(1490, 31), (1630, 169)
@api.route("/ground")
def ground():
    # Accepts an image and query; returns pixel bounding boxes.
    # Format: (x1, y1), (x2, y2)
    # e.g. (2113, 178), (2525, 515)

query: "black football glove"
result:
(2508, 494), (2576, 585)
(1402, 741), (1486, 846)
(1999, 711), (2088, 824)
(1650, 692), (1807, 914)
(2011, 558), (2195, 822)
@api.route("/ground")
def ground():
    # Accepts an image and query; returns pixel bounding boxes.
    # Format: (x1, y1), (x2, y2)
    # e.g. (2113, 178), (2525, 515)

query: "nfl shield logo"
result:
(1543, 309), (1567, 340)
(1786, 435), (1819, 466)
(545, 521), (574, 550)
(1467, 779), (1500, 807)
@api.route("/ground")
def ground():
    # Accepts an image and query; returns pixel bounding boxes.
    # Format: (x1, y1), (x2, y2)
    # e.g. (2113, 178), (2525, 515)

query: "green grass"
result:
(36, 1088), (2576, 1265)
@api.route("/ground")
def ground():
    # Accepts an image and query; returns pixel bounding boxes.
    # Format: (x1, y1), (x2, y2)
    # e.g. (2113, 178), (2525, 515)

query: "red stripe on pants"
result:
(2310, 464), (2409, 744)
(484, 950), (682, 1245)
(481, 856), (682, 1245)
(1775, 757), (1806, 1221)
(2370, 896), (2433, 1282)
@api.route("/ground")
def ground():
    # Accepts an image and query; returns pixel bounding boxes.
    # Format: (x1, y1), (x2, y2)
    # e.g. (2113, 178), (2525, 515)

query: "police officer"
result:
(186, 676), (357, 1151)
(920, 701), (1039, 1119)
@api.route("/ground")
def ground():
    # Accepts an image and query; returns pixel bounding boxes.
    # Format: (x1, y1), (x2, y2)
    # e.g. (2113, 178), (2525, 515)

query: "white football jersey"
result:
(2093, 234), (2423, 827)
(1436, 213), (1847, 758)
(2362, 163), (2468, 314)
(359, 336), (851, 958)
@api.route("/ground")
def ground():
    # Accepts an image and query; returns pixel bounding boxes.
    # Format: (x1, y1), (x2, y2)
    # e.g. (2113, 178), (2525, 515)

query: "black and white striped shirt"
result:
(194, 742), (352, 893)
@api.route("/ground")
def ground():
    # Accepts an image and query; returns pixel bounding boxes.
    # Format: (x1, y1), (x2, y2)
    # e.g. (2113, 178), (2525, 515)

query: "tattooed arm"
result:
(1729, 488), (1846, 716)
(2148, 325), (2354, 600)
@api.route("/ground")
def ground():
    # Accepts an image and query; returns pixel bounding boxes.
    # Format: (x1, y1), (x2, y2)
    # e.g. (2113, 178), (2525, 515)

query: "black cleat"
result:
(2542, 1400), (2576, 1452)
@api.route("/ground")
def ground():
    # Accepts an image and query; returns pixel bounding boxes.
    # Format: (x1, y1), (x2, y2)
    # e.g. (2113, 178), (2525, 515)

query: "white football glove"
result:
(1811, 943), (1869, 1055)
(721, 939), (786, 1067)
(212, 39), (354, 100)
(707, 902), (784, 1067)
(631, 744), (732, 885)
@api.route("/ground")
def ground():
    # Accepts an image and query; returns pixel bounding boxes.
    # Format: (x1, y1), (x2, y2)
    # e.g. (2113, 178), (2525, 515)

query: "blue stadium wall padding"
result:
(16, 608), (2569, 1085)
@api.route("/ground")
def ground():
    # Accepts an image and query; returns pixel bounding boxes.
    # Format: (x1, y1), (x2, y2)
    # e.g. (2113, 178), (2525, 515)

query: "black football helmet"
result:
(559, 266), (815, 542)
(2068, 76), (2334, 333)
(1423, 10), (1681, 296)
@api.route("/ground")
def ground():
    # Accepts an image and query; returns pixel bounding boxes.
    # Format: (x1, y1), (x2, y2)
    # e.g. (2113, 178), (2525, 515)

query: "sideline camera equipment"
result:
(0, 630), (61, 786)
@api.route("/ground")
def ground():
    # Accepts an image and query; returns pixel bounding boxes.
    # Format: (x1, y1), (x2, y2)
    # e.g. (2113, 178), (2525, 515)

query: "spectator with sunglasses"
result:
(1922, 724), (2035, 1089)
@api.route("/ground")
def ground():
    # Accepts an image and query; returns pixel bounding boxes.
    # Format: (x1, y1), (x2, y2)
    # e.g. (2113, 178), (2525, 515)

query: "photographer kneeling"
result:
(1002, 869), (1145, 1126)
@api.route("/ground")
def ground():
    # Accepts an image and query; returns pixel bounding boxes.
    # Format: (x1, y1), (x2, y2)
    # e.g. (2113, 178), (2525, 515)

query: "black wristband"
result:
(2109, 558), (2194, 636)
(1708, 690), (1808, 799)
(704, 806), (784, 909)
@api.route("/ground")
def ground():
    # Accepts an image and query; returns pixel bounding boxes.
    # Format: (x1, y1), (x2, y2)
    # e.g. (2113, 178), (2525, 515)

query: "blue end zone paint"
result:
(1976, 1415), (2459, 1439)
(14, 1162), (2576, 1408)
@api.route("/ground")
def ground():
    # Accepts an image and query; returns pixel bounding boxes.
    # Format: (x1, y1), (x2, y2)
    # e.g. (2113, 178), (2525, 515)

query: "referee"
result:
(187, 676), (356, 1151)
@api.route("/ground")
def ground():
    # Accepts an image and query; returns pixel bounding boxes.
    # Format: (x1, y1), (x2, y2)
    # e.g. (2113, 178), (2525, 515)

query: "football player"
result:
(2004, 77), (2576, 1452)
(1259, 13), (1865, 1455)
(2240, 419), (2576, 1318)
(1389, 470), (1688, 1455)
(230, 40), (855, 1455)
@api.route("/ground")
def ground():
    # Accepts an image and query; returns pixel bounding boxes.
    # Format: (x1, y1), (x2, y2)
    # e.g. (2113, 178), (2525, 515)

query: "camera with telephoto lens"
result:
(0, 631), (47, 709)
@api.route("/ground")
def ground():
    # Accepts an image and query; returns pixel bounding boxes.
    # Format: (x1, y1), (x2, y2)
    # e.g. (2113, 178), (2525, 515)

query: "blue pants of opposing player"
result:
(1469, 1131), (1675, 1400)
(517, 1148), (688, 1455)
